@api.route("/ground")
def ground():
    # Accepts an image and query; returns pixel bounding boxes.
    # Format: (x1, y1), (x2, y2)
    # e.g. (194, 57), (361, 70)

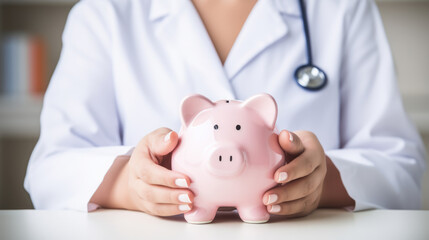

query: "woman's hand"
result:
(126, 128), (195, 216)
(263, 130), (327, 217)
(91, 128), (194, 216)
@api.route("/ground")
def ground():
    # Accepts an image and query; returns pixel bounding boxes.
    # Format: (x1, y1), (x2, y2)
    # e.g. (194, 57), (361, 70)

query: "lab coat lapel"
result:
(149, 0), (235, 101)
(224, 0), (300, 80)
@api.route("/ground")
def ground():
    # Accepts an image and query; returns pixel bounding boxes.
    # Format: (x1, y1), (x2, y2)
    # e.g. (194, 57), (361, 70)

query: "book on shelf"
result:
(1, 34), (47, 97)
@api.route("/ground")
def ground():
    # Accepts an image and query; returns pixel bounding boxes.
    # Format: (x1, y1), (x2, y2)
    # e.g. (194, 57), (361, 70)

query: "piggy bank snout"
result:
(207, 144), (245, 177)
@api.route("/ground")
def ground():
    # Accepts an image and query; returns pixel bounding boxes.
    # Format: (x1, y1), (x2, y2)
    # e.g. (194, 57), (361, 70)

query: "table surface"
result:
(0, 209), (428, 240)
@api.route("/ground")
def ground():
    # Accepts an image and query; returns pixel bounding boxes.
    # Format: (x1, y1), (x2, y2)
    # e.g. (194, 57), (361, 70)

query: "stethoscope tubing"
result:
(298, 0), (313, 65)
(294, 0), (328, 91)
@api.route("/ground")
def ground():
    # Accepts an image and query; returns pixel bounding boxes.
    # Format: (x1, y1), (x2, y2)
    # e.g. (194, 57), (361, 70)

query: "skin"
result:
(91, 0), (355, 217)
(91, 128), (195, 216)
(262, 130), (355, 217)
(91, 128), (355, 217)
(191, 0), (258, 64)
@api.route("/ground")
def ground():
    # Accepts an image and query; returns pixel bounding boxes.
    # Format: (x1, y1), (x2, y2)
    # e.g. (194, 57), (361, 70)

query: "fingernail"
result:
(178, 194), (192, 203)
(269, 205), (281, 213)
(175, 178), (189, 188)
(289, 132), (293, 142)
(278, 172), (288, 182)
(164, 131), (172, 142)
(179, 204), (191, 211)
(267, 194), (278, 205)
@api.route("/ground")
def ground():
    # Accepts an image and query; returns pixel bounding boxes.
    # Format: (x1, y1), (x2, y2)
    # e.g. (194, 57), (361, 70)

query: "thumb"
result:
(278, 130), (304, 158)
(146, 128), (179, 160)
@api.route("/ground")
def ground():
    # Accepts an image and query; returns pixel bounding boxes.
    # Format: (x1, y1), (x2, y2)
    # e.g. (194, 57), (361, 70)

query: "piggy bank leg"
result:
(184, 206), (218, 224)
(237, 205), (270, 223)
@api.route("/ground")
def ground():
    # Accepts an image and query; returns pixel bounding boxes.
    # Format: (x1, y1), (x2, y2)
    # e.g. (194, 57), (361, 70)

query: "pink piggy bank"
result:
(172, 93), (285, 224)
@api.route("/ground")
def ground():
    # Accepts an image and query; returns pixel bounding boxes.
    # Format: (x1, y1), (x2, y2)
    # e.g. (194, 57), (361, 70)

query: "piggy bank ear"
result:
(241, 94), (278, 130)
(181, 94), (215, 127)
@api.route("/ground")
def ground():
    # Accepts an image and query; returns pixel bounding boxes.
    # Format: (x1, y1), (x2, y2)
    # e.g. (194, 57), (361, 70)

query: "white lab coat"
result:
(24, 0), (426, 212)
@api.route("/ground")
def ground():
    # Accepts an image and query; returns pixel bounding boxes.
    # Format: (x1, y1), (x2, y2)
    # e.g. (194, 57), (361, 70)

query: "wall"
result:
(0, 1), (428, 210)
(377, 1), (429, 209)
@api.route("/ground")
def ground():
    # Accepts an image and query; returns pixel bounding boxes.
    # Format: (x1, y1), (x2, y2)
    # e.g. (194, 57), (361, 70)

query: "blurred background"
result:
(0, 0), (428, 210)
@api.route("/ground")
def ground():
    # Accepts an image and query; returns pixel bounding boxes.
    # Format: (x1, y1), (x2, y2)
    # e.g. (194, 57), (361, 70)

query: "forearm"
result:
(318, 156), (355, 208)
(90, 155), (136, 210)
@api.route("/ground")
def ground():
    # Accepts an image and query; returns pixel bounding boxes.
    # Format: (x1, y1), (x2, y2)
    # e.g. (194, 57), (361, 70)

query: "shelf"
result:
(0, 95), (43, 137)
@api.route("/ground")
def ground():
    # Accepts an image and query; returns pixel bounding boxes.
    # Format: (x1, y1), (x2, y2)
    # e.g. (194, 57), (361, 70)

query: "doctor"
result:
(25, 0), (426, 218)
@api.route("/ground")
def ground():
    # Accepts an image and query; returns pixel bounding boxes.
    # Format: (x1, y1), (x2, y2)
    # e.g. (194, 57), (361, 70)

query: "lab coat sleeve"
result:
(24, 0), (133, 211)
(325, 0), (427, 210)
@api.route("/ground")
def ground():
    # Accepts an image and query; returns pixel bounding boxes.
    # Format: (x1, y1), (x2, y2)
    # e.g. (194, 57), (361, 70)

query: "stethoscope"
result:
(294, 0), (328, 91)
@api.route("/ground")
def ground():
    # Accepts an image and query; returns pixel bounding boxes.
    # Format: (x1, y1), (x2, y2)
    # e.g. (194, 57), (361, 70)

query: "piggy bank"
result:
(172, 93), (285, 224)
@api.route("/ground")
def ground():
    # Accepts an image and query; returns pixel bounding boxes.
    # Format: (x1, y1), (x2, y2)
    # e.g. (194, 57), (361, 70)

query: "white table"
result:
(0, 209), (428, 240)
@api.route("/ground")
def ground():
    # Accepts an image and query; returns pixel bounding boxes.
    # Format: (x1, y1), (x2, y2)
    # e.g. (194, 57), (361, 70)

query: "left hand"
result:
(263, 130), (327, 217)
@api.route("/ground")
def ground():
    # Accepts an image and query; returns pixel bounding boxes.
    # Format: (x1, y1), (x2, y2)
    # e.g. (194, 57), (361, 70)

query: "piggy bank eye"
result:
(236, 125), (241, 130)
(214, 124), (219, 130)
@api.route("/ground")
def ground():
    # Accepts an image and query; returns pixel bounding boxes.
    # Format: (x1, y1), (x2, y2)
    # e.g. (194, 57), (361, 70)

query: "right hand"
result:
(127, 128), (194, 216)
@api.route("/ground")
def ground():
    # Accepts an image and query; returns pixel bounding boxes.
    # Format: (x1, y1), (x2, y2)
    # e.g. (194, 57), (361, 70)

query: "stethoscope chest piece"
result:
(294, 64), (328, 91)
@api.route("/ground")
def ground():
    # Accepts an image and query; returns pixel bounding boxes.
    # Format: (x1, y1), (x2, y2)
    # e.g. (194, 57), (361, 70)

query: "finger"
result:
(278, 130), (304, 160)
(274, 148), (325, 184)
(267, 189), (321, 216)
(132, 128), (178, 167)
(144, 128), (179, 161)
(264, 166), (325, 204)
(143, 202), (193, 217)
(136, 159), (191, 188)
(132, 128), (190, 188)
(133, 180), (194, 204)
